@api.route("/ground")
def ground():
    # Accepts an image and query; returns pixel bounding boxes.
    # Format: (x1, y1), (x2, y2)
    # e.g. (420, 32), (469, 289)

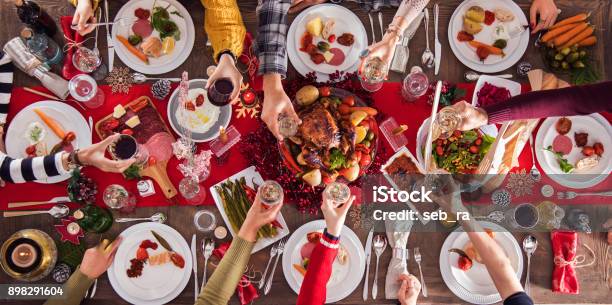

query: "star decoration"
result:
(105, 66), (133, 94)
(506, 169), (535, 197)
(54, 217), (84, 245)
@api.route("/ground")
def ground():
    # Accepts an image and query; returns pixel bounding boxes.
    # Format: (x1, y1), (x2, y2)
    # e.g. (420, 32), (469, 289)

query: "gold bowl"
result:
(1, 229), (57, 282)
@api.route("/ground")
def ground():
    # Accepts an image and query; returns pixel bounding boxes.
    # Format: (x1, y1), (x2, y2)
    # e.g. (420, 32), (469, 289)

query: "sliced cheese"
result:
(125, 115), (140, 128)
(322, 51), (335, 63)
(527, 69), (543, 91)
(113, 105), (126, 118)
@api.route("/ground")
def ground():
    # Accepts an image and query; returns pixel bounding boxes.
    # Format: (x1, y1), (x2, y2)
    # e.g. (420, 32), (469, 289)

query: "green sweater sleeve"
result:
(44, 267), (94, 305)
(196, 236), (254, 305)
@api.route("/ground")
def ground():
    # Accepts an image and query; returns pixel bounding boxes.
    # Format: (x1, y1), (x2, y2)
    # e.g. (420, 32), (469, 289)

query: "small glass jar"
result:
(72, 46), (101, 73)
(324, 182), (351, 206)
(194, 210), (216, 232)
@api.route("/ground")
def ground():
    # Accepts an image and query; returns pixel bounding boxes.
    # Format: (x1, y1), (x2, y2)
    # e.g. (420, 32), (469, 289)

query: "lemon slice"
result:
(162, 37), (175, 55)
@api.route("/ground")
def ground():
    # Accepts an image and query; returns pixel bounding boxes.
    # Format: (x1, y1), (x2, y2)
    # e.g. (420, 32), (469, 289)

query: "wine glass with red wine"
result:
(110, 135), (149, 165)
(207, 78), (234, 107)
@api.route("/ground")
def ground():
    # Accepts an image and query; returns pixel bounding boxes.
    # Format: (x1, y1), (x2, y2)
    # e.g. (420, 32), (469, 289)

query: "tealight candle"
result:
(11, 244), (37, 268)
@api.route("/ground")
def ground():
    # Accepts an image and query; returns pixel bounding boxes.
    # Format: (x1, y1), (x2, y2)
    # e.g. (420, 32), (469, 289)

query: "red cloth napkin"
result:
(212, 242), (259, 305)
(60, 16), (84, 80)
(238, 32), (262, 91)
(551, 231), (579, 294)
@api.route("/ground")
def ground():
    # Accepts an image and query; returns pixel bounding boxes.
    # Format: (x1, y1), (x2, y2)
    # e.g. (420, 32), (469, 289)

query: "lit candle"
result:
(219, 126), (228, 144)
(242, 89), (256, 106)
(11, 244), (37, 268)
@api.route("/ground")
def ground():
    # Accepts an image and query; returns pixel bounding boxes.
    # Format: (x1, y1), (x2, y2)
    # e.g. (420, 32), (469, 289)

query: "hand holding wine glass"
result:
(75, 134), (136, 173)
(206, 54), (243, 104)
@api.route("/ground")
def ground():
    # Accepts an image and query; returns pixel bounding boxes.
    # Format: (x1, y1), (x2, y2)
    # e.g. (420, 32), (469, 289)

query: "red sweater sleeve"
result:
(296, 232), (339, 305)
(483, 81), (612, 124)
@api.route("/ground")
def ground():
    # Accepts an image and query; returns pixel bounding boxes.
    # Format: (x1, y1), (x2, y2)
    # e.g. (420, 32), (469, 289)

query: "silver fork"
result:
(413, 247), (428, 297)
(557, 190), (612, 199)
(368, 12), (377, 43)
(84, 279), (97, 299)
(201, 239), (214, 291)
(372, 235), (387, 299)
(264, 237), (287, 295)
(259, 243), (279, 289)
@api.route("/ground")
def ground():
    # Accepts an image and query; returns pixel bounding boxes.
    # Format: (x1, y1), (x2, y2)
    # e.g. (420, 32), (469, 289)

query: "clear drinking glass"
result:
(324, 182), (351, 206)
(257, 180), (284, 208)
(72, 46), (101, 73)
(508, 203), (540, 230)
(360, 56), (388, 92)
(193, 210), (217, 232)
(179, 177), (207, 205)
(68, 74), (105, 108)
(103, 184), (136, 213)
(432, 106), (462, 140)
(401, 66), (429, 102)
(278, 113), (299, 138)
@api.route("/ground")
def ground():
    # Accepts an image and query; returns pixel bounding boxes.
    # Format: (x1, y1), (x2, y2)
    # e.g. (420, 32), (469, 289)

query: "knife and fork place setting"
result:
(191, 235), (215, 300)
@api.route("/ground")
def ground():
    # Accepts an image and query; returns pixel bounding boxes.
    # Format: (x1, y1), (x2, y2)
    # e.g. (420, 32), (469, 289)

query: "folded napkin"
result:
(212, 242), (259, 305)
(551, 231), (579, 294)
(60, 16), (84, 80)
(384, 218), (413, 299)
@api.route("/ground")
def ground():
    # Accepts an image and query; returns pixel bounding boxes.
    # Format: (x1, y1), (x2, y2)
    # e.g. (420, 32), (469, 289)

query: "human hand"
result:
(261, 74), (301, 140)
(77, 134), (136, 173)
(358, 33), (400, 76)
(530, 0), (559, 33)
(397, 273), (421, 305)
(428, 174), (466, 216)
(321, 194), (355, 237)
(239, 197), (283, 242)
(73, 0), (95, 36)
(79, 237), (122, 279)
(206, 54), (243, 102)
(288, 0), (327, 14)
(451, 101), (488, 130)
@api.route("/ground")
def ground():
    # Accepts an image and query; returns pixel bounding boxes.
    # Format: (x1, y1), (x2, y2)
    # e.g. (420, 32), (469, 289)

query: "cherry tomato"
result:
(342, 95), (355, 106)
(458, 256), (472, 271)
(453, 130), (462, 137)
(582, 146), (594, 156)
(359, 154), (372, 167)
(25, 145), (36, 155)
(319, 86), (331, 97)
(338, 103), (351, 115)
(328, 34), (336, 43)
(593, 142), (604, 156)
(148, 156), (157, 166)
(436, 146), (444, 156)
(121, 129), (134, 136)
(195, 94), (205, 107)
(469, 145), (479, 154)
(475, 138), (482, 146)
(184, 101), (196, 111)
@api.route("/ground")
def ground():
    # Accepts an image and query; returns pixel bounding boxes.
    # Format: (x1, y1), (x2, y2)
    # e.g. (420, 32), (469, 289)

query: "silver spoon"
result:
(528, 135), (541, 181)
(522, 235), (538, 296)
(115, 212), (167, 223)
(2, 204), (70, 218)
(422, 8), (435, 68)
(464, 71), (514, 82)
(131, 72), (181, 84)
(372, 234), (387, 299)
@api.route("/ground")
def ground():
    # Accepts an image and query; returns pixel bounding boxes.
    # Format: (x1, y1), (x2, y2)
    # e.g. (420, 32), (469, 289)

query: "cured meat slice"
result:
(145, 132), (174, 162)
(132, 19), (153, 38)
(552, 134), (573, 155)
(327, 48), (345, 66)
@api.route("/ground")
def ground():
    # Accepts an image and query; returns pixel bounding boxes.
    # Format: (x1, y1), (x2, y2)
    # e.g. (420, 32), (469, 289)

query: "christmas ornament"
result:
(151, 79), (171, 100)
(517, 61), (532, 78)
(233, 84), (260, 119)
(105, 66), (132, 94)
(541, 184), (555, 198)
(54, 217), (84, 245)
(178, 150), (212, 182)
(426, 81), (465, 106)
(506, 169), (535, 197)
(67, 168), (97, 205)
(51, 263), (72, 283)
(172, 137), (195, 160)
(491, 188), (512, 207)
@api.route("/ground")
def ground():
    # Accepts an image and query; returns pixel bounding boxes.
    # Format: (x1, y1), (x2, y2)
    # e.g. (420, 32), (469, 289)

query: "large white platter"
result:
(112, 0), (195, 74)
(108, 222), (192, 305)
(5, 101), (92, 184)
(282, 220), (365, 303)
(209, 166), (290, 253)
(535, 114), (612, 189)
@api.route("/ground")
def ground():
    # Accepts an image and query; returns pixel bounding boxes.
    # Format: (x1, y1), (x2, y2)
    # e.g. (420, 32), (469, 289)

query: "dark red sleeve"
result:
(483, 81), (612, 124)
(296, 233), (339, 305)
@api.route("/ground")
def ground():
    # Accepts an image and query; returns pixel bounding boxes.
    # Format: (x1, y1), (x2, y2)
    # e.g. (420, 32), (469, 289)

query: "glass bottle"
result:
(20, 27), (63, 68)
(74, 204), (113, 234)
(15, 0), (58, 37)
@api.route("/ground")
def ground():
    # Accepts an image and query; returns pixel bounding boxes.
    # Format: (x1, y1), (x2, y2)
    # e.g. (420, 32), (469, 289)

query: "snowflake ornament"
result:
(105, 66), (132, 94)
(506, 169), (535, 197)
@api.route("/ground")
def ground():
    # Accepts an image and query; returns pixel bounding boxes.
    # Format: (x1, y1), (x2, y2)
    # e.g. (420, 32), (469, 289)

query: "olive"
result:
(551, 60), (560, 68)
(579, 50), (587, 58)
(366, 131), (375, 141)
(317, 41), (330, 52)
(363, 140), (371, 148)
(570, 45), (579, 52)
(554, 53), (565, 61)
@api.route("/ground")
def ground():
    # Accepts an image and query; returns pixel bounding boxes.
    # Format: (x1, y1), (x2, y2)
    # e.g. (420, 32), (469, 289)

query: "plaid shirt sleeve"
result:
(256, 0), (291, 77)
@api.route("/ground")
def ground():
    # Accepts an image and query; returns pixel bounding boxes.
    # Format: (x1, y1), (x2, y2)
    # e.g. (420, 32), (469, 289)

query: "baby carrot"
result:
(468, 40), (505, 56)
(541, 23), (574, 43)
(577, 36), (597, 47)
(116, 35), (149, 64)
(550, 13), (590, 29)
(349, 106), (378, 116)
(293, 264), (307, 276)
(559, 26), (594, 50)
(553, 22), (589, 47)
(33, 108), (66, 139)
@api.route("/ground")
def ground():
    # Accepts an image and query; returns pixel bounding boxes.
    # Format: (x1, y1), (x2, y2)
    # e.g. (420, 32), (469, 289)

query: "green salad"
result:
(431, 129), (495, 174)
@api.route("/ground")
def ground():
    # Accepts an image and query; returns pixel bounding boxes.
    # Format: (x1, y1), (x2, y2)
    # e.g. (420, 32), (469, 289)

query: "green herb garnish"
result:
(328, 148), (347, 170)
(544, 146), (574, 173)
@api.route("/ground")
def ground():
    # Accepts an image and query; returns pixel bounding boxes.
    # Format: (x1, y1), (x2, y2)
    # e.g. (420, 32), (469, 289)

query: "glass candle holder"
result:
(401, 66), (429, 102)
(68, 74), (105, 109)
(180, 177), (207, 205)
(103, 184), (136, 213)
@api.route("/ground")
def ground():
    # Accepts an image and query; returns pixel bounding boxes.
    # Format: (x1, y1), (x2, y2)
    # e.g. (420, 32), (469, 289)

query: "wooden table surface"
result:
(1, 1), (611, 305)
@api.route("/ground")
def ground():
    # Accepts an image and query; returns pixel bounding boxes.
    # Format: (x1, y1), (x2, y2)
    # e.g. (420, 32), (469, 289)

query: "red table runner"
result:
(1, 82), (610, 210)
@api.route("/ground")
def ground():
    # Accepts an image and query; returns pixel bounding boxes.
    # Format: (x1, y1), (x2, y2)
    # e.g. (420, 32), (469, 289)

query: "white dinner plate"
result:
(439, 222), (523, 304)
(416, 117), (498, 171)
(535, 114), (612, 189)
(167, 79), (231, 142)
(287, 4), (367, 81)
(108, 222), (192, 305)
(282, 220), (365, 303)
(209, 166), (290, 253)
(5, 101), (92, 184)
(448, 0), (529, 73)
(112, 0), (195, 74)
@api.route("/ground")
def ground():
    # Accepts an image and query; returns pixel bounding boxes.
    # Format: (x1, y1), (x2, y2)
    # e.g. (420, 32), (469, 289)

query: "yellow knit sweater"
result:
(70, 0), (246, 62)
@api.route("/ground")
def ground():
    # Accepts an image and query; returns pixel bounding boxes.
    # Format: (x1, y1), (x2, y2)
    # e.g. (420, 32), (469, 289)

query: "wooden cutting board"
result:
(95, 96), (178, 199)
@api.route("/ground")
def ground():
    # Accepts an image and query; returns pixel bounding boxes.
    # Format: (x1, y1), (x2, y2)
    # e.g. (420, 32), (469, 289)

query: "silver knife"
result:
(423, 81), (442, 172)
(390, 12), (424, 73)
(104, 0), (114, 72)
(362, 227), (374, 301)
(434, 3), (441, 75)
(190, 234), (199, 301)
